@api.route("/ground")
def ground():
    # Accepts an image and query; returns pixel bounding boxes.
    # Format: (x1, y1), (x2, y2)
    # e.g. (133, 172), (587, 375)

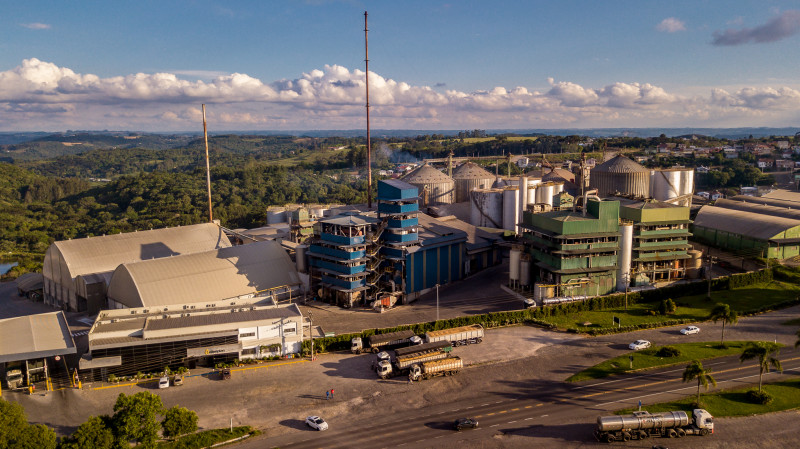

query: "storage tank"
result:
(402, 164), (455, 205)
(686, 249), (703, 279)
(617, 222), (634, 291)
(509, 247), (521, 285)
(519, 176), (529, 217)
(520, 256), (531, 287)
(590, 155), (650, 198)
(452, 162), (495, 203)
(502, 186), (520, 232)
(309, 205), (327, 220)
(296, 244), (308, 273)
(469, 189), (504, 228)
(267, 206), (287, 224)
(596, 411), (689, 432)
(536, 183), (555, 206)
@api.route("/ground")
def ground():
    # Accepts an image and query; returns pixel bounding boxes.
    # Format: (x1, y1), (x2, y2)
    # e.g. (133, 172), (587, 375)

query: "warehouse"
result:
(42, 223), (231, 313)
(106, 240), (302, 309)
(81, 300), (304, 382)
(692, 205), (800, 259)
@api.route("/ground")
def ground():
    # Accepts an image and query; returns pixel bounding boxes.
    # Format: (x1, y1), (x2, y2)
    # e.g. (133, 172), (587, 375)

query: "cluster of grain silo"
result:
(650, 168), (694, 206)
(402, 164), (455, 205)
(589, 155), (651, 198)
(452, 162), (495, 202)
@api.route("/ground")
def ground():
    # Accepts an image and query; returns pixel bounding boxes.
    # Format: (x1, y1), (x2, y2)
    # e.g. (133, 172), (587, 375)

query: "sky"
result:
(2, 0), (800, 132)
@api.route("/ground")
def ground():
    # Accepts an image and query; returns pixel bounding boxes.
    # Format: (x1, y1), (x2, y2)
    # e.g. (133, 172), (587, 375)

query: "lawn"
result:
(157, 426), (257, 449)
(542, 281), (800, 333)
(615, 378), (800, 417)
(567, 341), (767, 382)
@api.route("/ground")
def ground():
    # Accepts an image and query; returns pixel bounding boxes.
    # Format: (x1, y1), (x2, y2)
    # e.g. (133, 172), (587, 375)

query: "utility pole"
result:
(706, 250), (714, 301)
(308, 311), (315, 361)
(201, 104), (213, 222)
(436, 284), (440, 322)
(364, 11), (372, 209)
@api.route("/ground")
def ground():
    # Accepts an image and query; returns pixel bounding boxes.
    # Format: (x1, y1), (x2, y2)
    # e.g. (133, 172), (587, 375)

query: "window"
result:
(283, 326), (297, 336)
(239, 332), (256, 338)
(241, 348), (256, 355)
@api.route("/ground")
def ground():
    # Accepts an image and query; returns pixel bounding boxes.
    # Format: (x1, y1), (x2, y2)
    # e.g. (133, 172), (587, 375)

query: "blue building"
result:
(308, 180), (501, 308)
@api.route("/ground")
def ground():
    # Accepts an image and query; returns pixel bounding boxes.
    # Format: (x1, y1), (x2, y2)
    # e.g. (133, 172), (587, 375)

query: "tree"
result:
(709, 303), (738, 346)
(59, 416), (114, 449)
(658, 298), (676, 315)
(0, 398), (56, 449)
(161, 406), (198, 439)
(740, 342), (783, 392)
(682, 360), (717, 404)
(111, 392), (163, 449)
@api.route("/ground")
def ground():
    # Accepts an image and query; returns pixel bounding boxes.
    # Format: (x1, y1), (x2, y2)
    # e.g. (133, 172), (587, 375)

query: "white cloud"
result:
(21, 22), (51, 30)
(2, 58), (800, 130)
(656, 17), (686, 33)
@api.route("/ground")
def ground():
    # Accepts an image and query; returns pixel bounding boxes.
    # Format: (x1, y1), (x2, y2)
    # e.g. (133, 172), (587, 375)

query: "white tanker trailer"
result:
(594, 409), (714, 443)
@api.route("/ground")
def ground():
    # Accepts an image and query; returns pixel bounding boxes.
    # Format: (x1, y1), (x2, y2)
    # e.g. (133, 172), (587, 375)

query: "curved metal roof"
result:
(403, 164), (454, 184)
(107, 240), (300, 308)
(715, 198), (800, 221)
(452, 162), (494, 180)
(693, 205), (800, 241)
(592, 155), (649, 173)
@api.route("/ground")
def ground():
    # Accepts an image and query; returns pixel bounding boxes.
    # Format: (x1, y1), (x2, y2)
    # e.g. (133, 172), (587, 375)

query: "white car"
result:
(629, 340), (651, 350)
(158, 376), (170, 389)
(305, 416), (328, 431)
(680, 326), (700, 335)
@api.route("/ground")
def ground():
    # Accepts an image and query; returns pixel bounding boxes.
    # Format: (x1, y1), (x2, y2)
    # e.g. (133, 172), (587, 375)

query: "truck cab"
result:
(376, 351), (391, 363)
(351, 337), (363, 354)
(693, 409), (714, 434)
(5, 369), (23, 389)
(376, 360), (393, 379)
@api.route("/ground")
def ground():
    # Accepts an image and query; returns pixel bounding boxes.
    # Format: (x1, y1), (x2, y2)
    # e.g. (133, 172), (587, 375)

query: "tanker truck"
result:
(594, 409), (714, 443)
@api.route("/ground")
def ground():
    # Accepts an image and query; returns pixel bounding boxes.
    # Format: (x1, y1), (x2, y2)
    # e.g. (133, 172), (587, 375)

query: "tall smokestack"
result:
(202, 104), (213, 222)
(364, 11), (372, 209)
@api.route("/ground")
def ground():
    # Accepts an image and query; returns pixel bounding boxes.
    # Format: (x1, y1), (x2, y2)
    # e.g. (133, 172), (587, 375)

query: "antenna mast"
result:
(202, 104), (213, 222)
(364, 11), (372, 209)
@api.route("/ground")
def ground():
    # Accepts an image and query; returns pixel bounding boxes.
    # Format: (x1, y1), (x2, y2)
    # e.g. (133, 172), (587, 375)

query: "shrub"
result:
(658, 298), (676, 315)
(745, 389), (773, 404)
(656, 346), (681, 357)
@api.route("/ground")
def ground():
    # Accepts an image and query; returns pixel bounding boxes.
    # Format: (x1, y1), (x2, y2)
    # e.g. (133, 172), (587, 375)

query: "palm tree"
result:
(740, 342), (783, 392)
(682, 360), (717, 404)
(709, 303), (738, 346)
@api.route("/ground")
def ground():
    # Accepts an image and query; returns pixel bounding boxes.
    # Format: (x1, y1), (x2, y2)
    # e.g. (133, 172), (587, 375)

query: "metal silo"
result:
(502, 186), (520, 232)
(452, 162), (495, 203)
(509, 246), (521, 286)
(402, 164), (455, 205)
(589, 155), (650, 198)
(617, 222), (633, 291)
(469, 189), (504, 228)
(267, 206), (287, 224)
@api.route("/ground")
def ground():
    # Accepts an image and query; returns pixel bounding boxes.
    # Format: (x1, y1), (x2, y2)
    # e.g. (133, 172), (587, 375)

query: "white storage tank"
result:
(617, 222), (634, 291)
(469, 189), (504, 228)
(536, 183), (555, 207)
(502, 186), (520, 232)
(267, 207), (287, 224)
(509, 247), (521, 284)
(520, 256), (531, 287)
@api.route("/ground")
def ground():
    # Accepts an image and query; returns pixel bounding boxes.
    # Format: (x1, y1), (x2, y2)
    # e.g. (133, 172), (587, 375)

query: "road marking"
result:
(71, 330), (89, 337)
(511, 408), (520, 411)
(490, 424), (499, 427)
(494, 401), (503, 404)
(524, 405), (533, 408)
(450, 409), (461, 412)
(536, 403), (544, 407)
(487, 413), (495, 416)
(571, 361), (729, 390)
(525, 417), (534, 420)
(498, 410), (507, 414)
(508, 420), (517, 424)
(541, 414), (548, 417)
(481, 403), (490, 406)
(434, 435), (444, 439)
(465, 406), (474, 409)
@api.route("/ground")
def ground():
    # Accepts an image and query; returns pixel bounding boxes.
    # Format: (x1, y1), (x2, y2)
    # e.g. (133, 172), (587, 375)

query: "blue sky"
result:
(2, 1), (800, 131)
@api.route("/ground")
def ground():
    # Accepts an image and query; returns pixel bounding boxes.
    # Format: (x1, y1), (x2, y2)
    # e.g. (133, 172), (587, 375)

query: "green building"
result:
(520, 199), (620, 297)
(618, 199), (692, 284)
(693, 205), (800, 260)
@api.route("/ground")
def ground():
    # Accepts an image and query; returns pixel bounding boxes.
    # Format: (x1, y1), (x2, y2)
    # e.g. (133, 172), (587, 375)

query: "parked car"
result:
(524, 298), (536, 308)
(173, 375), (184, 386)
(305, 415), (328, 431)
(680, 325), (700, 335)
(454, 418), (479, 431)
(220, 369), (231, 380)
(628, 340), (651, 350)
(158, 376), (170, 389)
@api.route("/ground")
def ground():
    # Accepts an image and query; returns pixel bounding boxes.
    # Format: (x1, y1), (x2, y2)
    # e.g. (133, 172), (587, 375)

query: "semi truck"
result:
(376, 350), (453, 379)
(409, 356), (463, 381)
(352, 330), (418, 354)
(5, 369), (24, 389)
(424, 324), (483, 346)
(394, 340), (452, 358)
(594, 409), (714, 443)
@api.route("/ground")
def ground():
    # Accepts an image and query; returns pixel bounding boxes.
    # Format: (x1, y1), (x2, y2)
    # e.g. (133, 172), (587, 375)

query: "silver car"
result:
(628, 340), (651, 350)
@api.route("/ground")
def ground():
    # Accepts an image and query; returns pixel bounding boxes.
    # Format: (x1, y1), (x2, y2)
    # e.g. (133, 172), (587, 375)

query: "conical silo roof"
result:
(593, 155), (648, 173)
(452, 162), (493, 180)
(402, 164), (453, 183)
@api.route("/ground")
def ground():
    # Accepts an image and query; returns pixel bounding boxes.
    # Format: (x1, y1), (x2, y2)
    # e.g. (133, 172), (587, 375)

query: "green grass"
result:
(616, 378), (800, 417)
(157, 426), (257, 449)
(543, 281), (800, 332)
(567, 341), (767, 382)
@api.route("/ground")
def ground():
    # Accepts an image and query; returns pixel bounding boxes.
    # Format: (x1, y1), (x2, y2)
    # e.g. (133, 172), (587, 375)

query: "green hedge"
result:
(302, 268), (778, 352)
